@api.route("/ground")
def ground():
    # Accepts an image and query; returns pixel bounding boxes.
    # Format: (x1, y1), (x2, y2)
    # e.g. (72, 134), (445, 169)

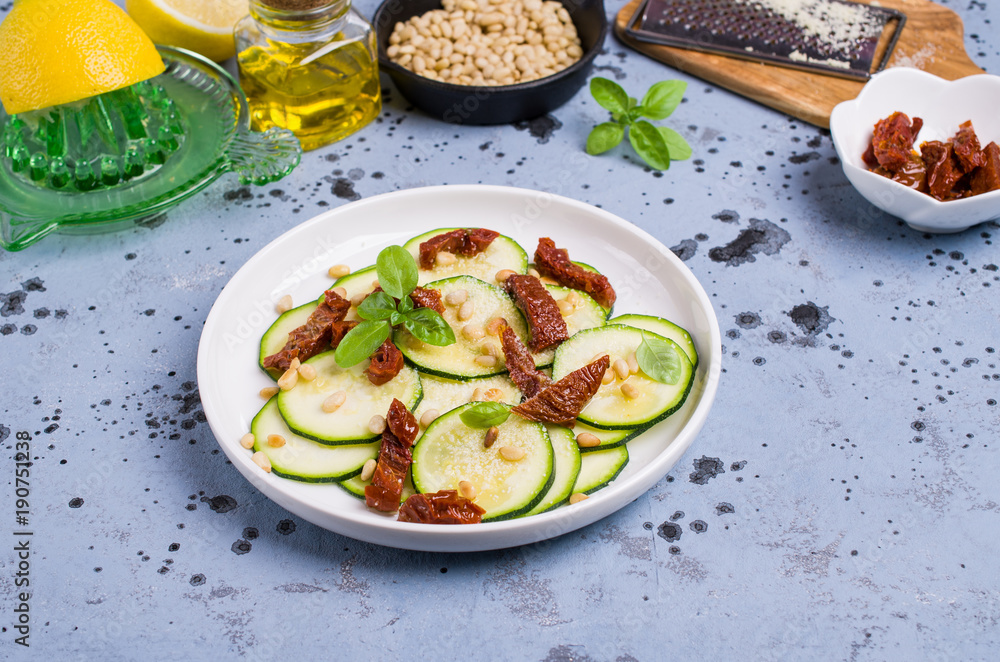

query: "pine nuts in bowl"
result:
(373, 0), (608, 125)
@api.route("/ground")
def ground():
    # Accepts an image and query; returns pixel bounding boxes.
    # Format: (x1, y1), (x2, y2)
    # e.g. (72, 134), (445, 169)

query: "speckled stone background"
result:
(1, 0), (999, 659)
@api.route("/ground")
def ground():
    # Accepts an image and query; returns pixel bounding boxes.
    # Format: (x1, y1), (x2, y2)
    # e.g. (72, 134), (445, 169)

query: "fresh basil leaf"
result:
(397, 294), (414, 314)
(657, 126), (692, 160)
(375, 245), (418, 300)
(460, 401), (510, 428)
(403, 308), (456, 347)
(586, 122), (625, 155)
(640, 80), (686, 120)
(636, 334), (681, 385)
(590, 77), (628, 115)
(390, 311), (405, 327)
(356, 290), (396, 321)
(629, 121), (672, 171)
(334, 320), (391, 368)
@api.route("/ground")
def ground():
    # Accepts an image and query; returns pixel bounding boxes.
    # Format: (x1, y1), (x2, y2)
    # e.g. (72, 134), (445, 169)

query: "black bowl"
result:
(372, 0), (608, 125)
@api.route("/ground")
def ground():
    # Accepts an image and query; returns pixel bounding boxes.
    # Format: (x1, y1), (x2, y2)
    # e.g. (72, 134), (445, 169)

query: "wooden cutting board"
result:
(614, 0), (985, 128)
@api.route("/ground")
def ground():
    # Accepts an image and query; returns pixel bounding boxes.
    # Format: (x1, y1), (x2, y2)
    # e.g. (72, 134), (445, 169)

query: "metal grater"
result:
(625, 0), (906, 80)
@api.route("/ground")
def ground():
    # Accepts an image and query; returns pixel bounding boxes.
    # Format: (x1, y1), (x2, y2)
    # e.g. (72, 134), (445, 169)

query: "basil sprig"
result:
(586, 78), (692, 171)
(334, 246), (456, 368)
(636, 333), (682, 385)
(460, 402), (511, 429)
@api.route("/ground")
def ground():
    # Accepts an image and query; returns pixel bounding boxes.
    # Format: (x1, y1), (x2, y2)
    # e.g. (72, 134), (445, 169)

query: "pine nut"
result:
(569, 492), (588, 505)
(528, 268), (541, 278)
(437, 251), (457, 266)
(332, 286), (347, 298)
(240, 433), (256, 449)
(289, 357), (301, 371)
(485, 388), (504, 401)
(576, 432), (600, 448)
(627, 352), (639, 375)
(556, 299), (573, 316)
(371, 279), (381, 290)
(275, 294), (293, 314)
(475, 355), (497, 367)
(251, 451), (272, 473)
(369, 415), (387, 435)
(462, 323), (485, 340)
(566, 291), (581, 307)
(482, 342), (500, 357)
(420, 409), (440, 428)
(495, 268), (516, 282)
(322, 391), (347, 413)
(458, 480), (478, 500)
(260, 386), (280, 399)
(298, 363), (317, 380)
(328, 264), (351, 279)
(277, 367), (299, 391)
(613, 358), (630, 380)
(445, 289), (468, 305)
(458, 300), (475, 321)
(499, 445), (525, 461)
(360, 458), (377, 482)
(486, 317), (505, 336)
(350, 293), (367, 307)
(472, 387), (486, 401)
(267, 434), (286, 448)
(484, 425), (499, 448)
(539, 276), (559, 286)
(602, 370), (615, 385)
(621, 382), (640, 399)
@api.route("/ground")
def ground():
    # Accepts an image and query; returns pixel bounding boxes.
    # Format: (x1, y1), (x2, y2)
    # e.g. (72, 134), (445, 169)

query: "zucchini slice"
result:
(573, 444), (629, 495)
(394, 275), (536, 379)
(276, 350), (422, 445)
(403, 228), (528, 285)
(531, 284), (608, 366)
(551, 325), (694, 430)
(251, 398), (379, 482)
(574, 422), (641, 453)
(415, 374), (522, 424)
(337, 475), (366, 499)
(411, 403), (554, 522)
(609, 313), (698, 369)
(258, 300), (320, 379)
(328, 265), (378, 321)
(526, 425), (583, 515)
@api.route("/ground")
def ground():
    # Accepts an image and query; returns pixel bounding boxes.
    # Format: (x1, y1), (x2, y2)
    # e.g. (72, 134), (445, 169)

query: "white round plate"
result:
(197, 185), (721, 552)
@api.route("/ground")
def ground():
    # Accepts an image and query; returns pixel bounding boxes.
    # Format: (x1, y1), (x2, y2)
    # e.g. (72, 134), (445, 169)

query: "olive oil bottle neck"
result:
(249, 0), (351, 37)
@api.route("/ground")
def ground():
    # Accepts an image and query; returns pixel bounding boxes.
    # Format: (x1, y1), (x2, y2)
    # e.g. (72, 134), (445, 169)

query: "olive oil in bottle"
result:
(235, 0), (381, 151)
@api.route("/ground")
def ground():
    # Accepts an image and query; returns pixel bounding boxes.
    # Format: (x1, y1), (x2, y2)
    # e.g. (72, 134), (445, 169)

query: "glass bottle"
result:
(235, 0), (381, 151)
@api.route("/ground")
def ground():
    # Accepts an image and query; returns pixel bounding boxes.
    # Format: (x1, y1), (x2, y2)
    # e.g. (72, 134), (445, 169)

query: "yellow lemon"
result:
(126, 0), (249, 63)
(0, 0), (166, 115)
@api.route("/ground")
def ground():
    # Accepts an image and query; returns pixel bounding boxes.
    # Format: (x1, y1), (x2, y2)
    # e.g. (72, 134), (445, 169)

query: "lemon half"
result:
(126, 0), (249, 63)
(0, 0), (166, 115)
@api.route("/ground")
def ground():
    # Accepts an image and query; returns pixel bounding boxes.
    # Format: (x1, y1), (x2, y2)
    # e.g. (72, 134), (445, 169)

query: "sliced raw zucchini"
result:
(411, 403), (553, 521)
(277, 350), (422, 445)
(337, 475), (366, 499)
(609, 313), (698, 368)
(573, 444), (629, 494)
(394, 275), (537, 379)
(327, 265), (378, 321)
(251, 398), (378, 482)
(415, 374), (522, 424)
(574, 422), (641, 453)
(531, 284), (608, 366)
(551, 325), (694, 430)
(259, 300), (320, 379)
(403, 228), (528, 285)
(526, 425), (583, 515)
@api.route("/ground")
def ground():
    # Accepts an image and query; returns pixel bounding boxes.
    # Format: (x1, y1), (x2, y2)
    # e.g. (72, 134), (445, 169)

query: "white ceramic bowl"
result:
(830, 67), (1000, 234)
(197, 185), (722, 552)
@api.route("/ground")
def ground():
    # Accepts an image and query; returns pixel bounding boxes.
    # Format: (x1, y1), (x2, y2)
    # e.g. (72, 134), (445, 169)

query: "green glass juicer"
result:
(0, 46), (302, 251)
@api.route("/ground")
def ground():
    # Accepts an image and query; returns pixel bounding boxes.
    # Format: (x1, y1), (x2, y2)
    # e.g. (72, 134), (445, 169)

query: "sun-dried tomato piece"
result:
(409, 286), (445, 314)
(365, 338), (405, 386)
(262, 289), (351, 372)
(397, 490), (486, 524)
(418, 228), (499, 269)
(922, 140), (966, 201)
(871, 112), (922, 173)
(503, 274), (568, 351)
(329, 319), (357, 348)
(971, 142), (1000, 196)
(512, 355), (610, 427)
(500, 321), (549, 399)
(534, 238), (616, 309)
(953, 121), (986, 173)
(365, 399), (418, 512)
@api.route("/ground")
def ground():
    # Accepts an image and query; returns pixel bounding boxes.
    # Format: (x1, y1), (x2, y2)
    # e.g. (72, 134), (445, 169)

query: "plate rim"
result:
(197, 184), (722, 552)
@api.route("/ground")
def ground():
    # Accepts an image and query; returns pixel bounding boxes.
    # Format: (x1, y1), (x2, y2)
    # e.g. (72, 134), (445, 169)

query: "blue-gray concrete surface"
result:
(1, 0), (998, 659)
